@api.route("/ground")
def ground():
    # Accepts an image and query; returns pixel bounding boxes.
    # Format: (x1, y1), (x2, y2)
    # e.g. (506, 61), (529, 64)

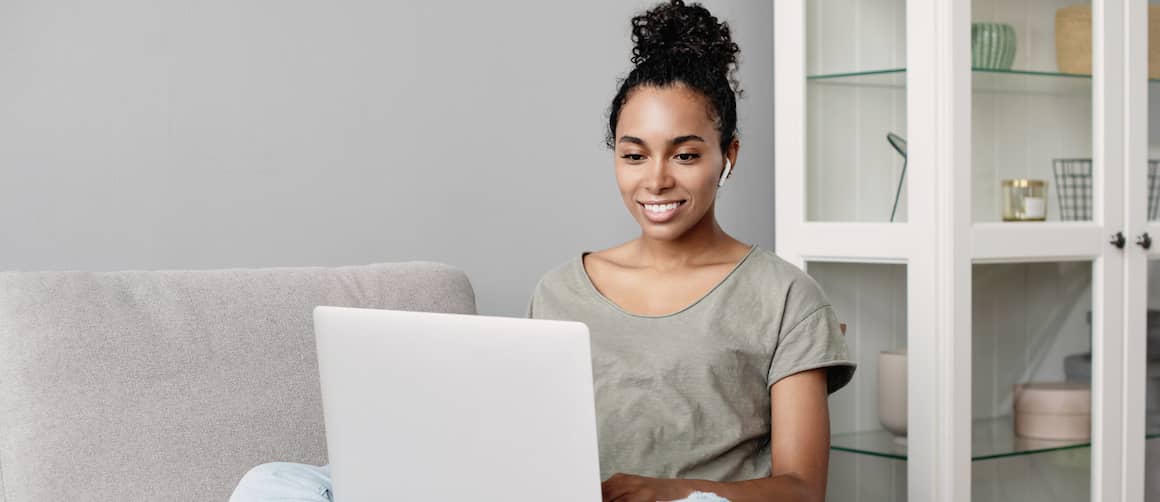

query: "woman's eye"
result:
(675, 153), (700, 161)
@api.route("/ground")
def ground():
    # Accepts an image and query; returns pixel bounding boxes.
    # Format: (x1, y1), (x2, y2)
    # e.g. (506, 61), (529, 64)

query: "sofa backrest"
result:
(0, 261), (476, 501)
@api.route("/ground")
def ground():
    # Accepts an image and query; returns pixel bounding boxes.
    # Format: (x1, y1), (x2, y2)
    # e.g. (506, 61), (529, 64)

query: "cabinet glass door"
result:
(1138, 3), (1160, 499)
(1148, 0), (1160, 226)
(971, 262), (1094, 502)
(965, 1), (1126, 500)
(808, 262), (908, 501)
(971, 0), (1094, 224)
(1146, 263), (1160, 501)
(806, 0), (907, 223)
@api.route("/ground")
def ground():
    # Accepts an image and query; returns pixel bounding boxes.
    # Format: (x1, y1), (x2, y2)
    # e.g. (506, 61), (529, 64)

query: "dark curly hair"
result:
(606, 0), (743, 155)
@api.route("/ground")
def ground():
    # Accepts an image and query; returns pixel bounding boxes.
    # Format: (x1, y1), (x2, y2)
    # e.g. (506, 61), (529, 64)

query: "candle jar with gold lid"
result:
(1002, 179), (1048, 221)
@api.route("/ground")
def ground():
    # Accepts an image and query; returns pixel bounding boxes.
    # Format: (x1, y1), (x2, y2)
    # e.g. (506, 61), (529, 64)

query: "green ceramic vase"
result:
(972, 22), (1016, 70)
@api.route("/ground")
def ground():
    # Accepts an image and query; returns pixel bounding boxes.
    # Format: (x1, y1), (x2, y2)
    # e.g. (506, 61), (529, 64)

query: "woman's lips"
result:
(639, 200), (686, 223)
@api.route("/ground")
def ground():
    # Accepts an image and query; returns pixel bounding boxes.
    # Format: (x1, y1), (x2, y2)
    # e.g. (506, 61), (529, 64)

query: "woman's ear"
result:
(718, 159), (733, 187)
(725, 138), (740, 177)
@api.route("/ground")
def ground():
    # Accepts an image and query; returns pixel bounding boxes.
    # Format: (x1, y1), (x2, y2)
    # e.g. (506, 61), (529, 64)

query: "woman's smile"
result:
(639, 199), (687, 223)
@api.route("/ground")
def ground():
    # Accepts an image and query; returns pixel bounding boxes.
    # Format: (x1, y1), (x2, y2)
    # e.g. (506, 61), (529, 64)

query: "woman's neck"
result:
(632, 209), (743, 270)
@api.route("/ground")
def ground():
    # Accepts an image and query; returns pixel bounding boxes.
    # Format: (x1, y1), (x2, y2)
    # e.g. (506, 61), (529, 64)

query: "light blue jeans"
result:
(230, 462), (332, 502)
(229, 462), (731, 501)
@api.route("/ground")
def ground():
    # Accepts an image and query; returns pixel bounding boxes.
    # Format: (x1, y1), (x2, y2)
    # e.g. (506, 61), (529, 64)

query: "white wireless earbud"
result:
(717, 159), (733, 188)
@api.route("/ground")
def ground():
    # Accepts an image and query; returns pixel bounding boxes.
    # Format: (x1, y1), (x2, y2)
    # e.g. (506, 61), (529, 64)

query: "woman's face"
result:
(613, 84), (736, 241)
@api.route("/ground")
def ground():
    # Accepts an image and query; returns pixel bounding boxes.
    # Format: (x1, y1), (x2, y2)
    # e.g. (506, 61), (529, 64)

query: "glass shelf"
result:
(807, 68), (906, 88)
(807, 67), (1160, 95)
(831, 415), (1160, 462)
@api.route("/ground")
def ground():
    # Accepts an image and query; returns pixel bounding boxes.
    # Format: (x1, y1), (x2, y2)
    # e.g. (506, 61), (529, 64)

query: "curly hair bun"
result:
(605, 0), (743, 152)
(630, 0), (740, 80)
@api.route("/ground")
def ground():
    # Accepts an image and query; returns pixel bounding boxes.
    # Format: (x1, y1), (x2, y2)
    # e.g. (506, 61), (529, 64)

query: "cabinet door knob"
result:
(1111, 232), (1126, 249)
(1137, 233), (1152, 250)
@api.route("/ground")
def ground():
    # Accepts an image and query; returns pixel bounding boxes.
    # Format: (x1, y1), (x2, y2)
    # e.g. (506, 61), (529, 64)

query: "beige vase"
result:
(1056, 4), (1160, 78)
(877, 349), (908, 441)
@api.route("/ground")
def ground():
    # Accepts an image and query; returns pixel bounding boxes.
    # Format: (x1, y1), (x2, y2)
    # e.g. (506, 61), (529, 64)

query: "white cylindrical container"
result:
(877, 349), (908, 441)
(1013, 382), (1092, 441)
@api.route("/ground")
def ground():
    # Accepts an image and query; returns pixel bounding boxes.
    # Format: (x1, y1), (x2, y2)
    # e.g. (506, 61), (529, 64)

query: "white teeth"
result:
(644, 202), (681, 213)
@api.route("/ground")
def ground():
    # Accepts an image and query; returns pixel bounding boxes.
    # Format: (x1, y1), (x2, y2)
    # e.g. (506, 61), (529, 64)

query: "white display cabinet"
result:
(774, 0), (1158, 500)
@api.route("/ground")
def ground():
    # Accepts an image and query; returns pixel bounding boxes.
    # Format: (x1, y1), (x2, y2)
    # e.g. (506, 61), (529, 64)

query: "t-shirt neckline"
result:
(576, 244), (759, 319)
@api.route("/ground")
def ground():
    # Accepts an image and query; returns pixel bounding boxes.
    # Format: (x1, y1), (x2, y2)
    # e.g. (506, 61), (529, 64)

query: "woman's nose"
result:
(644, 160), (675, 192)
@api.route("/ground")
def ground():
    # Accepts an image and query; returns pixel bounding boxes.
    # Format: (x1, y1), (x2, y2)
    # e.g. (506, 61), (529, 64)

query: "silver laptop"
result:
(313, 306), (602, 501)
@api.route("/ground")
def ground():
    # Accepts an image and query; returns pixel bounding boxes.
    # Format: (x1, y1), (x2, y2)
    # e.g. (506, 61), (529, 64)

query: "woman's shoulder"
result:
(525, 255), (586, 318)
(742, 246), (811, 281)
(536, 257), (580, 287)
(530, 253), (587, 300)
(739, 247), (833, 310)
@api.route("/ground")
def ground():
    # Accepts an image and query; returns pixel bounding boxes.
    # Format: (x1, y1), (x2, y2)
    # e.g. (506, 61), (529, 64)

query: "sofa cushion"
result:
(0, 261), (476, 501)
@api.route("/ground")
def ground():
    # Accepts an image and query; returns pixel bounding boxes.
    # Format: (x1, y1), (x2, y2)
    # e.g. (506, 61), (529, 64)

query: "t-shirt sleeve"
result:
(767, 303), (856, 394)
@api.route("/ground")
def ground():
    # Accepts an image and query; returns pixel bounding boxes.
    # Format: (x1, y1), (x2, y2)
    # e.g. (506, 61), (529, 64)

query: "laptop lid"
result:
(313, 306), (601, 501)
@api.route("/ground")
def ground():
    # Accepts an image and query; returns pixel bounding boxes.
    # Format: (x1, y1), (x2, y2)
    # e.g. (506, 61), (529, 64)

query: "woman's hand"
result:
(601, 473), (692, 502)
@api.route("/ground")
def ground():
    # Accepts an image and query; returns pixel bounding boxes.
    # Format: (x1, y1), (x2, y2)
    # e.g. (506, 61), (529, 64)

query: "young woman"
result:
(231, 2), (854, 501)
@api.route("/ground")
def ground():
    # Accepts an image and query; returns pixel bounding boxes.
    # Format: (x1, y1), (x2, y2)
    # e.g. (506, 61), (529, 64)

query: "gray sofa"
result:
(0, 262), (476, 501)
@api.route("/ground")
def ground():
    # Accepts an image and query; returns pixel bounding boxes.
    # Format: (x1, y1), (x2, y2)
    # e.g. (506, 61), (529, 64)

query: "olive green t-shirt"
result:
(525, 245), (855, 482)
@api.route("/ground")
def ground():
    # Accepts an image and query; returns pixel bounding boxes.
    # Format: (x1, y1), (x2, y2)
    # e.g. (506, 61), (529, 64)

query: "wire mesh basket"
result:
(1052, 159), (1160, 221)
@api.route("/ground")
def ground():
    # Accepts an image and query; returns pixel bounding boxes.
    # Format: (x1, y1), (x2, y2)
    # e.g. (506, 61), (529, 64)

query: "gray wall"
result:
(0, 0), (775, 316)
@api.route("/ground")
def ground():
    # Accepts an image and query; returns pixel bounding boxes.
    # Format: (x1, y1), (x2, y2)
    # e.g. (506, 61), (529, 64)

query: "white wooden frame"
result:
(774, 0), (1146, 500)
(1089, 1), (1129, 500)
(906, 0), (973, 500)
(1123, 0), (1151, 500)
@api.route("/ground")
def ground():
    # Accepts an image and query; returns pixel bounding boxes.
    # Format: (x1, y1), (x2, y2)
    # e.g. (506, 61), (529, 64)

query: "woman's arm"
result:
(602, 368), (832, 502)
(682, 368), (831, 502)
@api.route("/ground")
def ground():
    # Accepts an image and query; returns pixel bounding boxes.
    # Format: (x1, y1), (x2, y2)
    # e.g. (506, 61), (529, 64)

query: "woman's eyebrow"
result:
(671, 134), (705, 145)
(617, 135), (706, 146)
